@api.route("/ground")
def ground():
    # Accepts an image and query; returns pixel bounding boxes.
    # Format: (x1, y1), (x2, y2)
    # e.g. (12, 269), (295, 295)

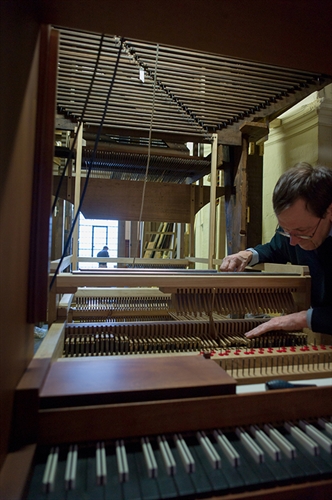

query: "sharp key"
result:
(141, 437), (158, 478)
(213, 429), (240, 467)
(96, 442), (107, 485)
(196, 431), (221, 469)
(299, 420), (332, 453)
(116, 439), (129, 482)
(157, 435), (176, 476)
(250, 425), (281, 461)
(318, 417), (332, 436)
(65, 444), (78, 490)
(264, 423), (297, 459)
(42, 446), (59, 493)
(235, 427), (264, 464)
(174, 434), (195, 473)
(284, 421), (319, 456)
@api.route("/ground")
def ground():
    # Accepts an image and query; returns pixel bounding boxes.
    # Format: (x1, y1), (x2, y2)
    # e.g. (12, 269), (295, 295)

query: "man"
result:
(97, 245), (109, 268)
(220, 163), (332, 338)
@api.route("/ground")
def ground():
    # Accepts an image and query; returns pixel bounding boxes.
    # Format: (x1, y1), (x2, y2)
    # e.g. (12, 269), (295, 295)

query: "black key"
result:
(262, 450), (293, 483)
(26, 462), (48, 500)
(66, 453), (89, 500)
(212, 436), (246, 490)
(183, 442), (212, 495)
(154, 448), (178, 499)
(224, 432), (262, 486)
(134, 450), (160, 500)
(86, 454), (105, 500)
(170, 446), (196, 497)
(191, 443), (230, 494)
(277, 427), (323, 478)
(230, 434), (276, 486)
(105, 454), (123, 500)
(285, 431), (332, 476)
(122, 451), (142, 500)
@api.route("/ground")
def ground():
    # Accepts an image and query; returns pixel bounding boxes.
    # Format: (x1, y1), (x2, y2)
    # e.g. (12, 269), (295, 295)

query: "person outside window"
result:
(97, 245), (109, 268)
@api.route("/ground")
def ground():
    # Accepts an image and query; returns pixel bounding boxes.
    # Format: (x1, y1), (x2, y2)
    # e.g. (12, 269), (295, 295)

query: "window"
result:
(79, 213), (118, 268)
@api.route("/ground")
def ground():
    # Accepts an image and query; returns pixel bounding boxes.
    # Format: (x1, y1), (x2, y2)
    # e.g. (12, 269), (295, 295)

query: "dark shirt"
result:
(97, 249), (109, 267)
(254, 233), (332, 335)
(97, 250), (109, 258)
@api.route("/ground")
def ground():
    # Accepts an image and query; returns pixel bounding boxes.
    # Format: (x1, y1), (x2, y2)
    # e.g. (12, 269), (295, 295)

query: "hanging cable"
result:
(52, 34), (105, 214)
(132, 44), (159, 267)
(50, 37), (124, 290)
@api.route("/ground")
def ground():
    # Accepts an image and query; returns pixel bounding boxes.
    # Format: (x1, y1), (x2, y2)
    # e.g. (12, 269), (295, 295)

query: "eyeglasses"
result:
(276, 218), (322, 240)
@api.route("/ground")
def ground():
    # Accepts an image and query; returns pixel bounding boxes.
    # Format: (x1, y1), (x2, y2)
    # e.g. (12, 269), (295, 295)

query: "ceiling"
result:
(54, 26), (331, 182)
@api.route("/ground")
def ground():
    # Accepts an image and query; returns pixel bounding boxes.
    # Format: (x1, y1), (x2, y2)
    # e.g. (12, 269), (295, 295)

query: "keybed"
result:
(27, 417), (332, 499)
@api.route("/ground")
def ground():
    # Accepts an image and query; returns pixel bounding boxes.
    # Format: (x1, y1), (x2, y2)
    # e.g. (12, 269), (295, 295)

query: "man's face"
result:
(277, 198), (332, 250)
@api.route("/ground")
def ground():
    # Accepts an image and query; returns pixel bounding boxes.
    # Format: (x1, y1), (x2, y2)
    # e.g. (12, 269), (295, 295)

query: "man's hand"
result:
(245, 311), (308, 339)
(220, 250), (253, 272)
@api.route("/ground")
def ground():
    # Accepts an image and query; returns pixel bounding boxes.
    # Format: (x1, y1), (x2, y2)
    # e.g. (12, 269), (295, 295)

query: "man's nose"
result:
(289, 234), (300, 246)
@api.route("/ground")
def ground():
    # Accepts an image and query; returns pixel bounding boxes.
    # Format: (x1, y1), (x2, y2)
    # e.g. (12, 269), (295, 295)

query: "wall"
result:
(262, 84), (332, 243)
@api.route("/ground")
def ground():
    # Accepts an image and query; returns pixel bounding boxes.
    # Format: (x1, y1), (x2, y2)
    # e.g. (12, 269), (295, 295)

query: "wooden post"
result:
(189, 184), (195, 258)
(27, 26), (58, 323)
(71, 125), (83, 270)
(208, 133), (218, 268)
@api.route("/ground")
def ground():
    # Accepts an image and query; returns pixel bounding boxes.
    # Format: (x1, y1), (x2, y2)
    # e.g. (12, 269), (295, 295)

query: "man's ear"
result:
(327, 202), (332, 220)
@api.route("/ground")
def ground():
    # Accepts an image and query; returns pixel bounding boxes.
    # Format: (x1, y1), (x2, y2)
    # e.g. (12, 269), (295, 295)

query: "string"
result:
(132, 44), (159, 267)
(52, 34), (105, 214)
(50, 38), (124, 290)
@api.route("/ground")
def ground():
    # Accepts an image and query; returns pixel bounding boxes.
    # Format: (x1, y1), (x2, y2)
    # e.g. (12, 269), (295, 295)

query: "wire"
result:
(52, 34), (105, 214)
(49, 38), (124, 291)
(132, 44), (159, 266)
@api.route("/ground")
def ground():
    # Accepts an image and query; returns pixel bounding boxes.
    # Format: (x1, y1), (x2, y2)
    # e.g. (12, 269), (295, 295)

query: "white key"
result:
(174, 434), (195, 473)
(318, 417), (332, 436)
(284, 422), (319, 456)
(236, 427), (264, 464)
(197, 431), (221, 469)
(213, 429), (240, 467)
(157, 435), (176, 476)
(42, 447), (59, 493)
(141, 437), (158, 478)
(264, 424), (296, 459)
(116, 440), (129, 482)
(250, 425), (281, 461)
(299, 420), (332, 453)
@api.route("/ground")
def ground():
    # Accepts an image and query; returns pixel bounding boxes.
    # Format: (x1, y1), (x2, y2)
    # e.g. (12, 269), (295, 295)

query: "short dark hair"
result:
(273, 163), (332, 218)
(103, 246), (109, 250)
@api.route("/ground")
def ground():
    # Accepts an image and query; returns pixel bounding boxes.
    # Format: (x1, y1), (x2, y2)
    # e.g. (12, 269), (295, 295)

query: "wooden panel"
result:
(54, 270), (311, 293)
(53, 177), (225, 222)
(39, 356), (236, 408)
(0, 445), (36, 500)
(240, 122), (269, 142)
(12, 358), (51, 447)
(38, 386), (332, 444)
(0, 3), (40, 470)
